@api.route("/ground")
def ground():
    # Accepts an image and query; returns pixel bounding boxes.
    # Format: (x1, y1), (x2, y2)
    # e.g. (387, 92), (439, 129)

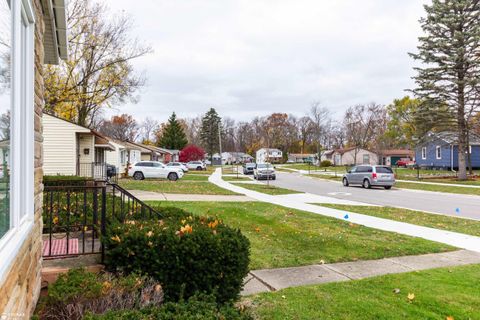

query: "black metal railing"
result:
(42, 182), (160, 261)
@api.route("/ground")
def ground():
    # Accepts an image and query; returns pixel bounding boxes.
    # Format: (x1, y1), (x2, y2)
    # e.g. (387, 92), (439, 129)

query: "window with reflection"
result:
(0, 0), (11, 239)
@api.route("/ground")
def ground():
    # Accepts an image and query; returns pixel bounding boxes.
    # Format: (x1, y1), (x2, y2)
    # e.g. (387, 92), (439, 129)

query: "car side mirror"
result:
(347, 170), (351, 174)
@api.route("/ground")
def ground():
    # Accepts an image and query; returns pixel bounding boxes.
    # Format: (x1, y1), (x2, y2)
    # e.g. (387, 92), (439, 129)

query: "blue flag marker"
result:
(344, 214), (349, 220)
(455, 208), (460, 214)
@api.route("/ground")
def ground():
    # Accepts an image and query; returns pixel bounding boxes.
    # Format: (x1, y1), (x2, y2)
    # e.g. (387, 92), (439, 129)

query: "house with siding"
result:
(332, 147), (378, 166)
(256, 148), (283, 163)
(0, 0), (68, 316)
(43, 114), (115, 178)
(415, 132), (480, 169)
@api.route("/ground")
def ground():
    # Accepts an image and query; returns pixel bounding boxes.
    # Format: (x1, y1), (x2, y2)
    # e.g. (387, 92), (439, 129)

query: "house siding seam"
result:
(0, 0), (44, 317)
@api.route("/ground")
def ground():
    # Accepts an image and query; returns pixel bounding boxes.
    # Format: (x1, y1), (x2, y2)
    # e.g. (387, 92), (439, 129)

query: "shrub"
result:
(84, 294), (252, 320)
(44, 175), (93, 186)
(320, 160), (332, 167)
(36, 269), (163, 320)
(103, 212), (250, 304)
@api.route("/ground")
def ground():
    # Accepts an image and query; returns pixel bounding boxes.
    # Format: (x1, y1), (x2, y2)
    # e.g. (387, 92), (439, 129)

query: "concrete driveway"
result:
(263, 172), (480, 220)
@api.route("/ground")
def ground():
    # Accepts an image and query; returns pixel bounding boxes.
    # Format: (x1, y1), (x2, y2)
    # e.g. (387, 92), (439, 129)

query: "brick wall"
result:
(0, 0), (45, 317)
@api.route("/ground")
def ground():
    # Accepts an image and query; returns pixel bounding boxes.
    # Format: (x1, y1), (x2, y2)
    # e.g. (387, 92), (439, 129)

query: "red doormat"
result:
(43, 238), (79, 256)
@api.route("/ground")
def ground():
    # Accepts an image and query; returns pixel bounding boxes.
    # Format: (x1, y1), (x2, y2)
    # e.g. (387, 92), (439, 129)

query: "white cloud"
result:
(102, 0), (430, 122)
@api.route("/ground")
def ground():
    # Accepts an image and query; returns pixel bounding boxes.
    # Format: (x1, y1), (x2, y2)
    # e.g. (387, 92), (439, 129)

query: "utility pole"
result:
(218, 122), (223, 173)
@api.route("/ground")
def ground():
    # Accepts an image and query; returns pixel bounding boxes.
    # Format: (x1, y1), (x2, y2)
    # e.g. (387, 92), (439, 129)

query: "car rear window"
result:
(376, 167), (393, 173)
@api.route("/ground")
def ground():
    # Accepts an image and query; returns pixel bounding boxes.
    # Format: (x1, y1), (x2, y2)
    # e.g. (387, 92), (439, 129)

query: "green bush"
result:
(84, 294), (252, 320)
(36, 269), (163, 320)
(103, 212), (250, 304)
(320, 160), (332, 167)
(44, 175), (93, 186)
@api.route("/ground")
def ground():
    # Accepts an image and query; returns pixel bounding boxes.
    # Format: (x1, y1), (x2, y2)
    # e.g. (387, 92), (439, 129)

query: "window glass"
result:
(0, 0), (11, 239)
(362, 154), (370, 164)
(376, 167), (393, 174)
(436, 146), (441, 159)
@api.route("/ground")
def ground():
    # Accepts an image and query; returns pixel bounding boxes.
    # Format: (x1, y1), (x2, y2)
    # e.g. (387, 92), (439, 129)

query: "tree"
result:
(310, 102), (332, 158)
(179, 145), (205, 162)
(99, 114), (138, 141)
(344, 103), (386, 163)
(139, 117), (159, 145)
(200, 108), (222, 160)
(183, 116), (202, 146)
(297, 116), (315, 154)
(44, 0), (152, 127)
(157, 112), (188, 150)
(385, 96), (420, 148)
(409, 0), (480, 180)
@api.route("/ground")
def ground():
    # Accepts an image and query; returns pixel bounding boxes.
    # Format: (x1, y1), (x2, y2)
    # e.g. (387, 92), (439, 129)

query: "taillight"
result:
(372, 173), (377, 179)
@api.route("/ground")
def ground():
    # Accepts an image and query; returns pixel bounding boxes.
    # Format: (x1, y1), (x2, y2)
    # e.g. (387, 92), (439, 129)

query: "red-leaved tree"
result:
(179, 145), (205, 162)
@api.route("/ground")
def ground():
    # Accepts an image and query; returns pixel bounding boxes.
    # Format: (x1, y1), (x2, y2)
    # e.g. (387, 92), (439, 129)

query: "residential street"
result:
(263, 172), (480, 220)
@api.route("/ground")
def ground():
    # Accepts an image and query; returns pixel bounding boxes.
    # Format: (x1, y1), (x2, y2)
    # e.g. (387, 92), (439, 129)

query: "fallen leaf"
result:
(393, 288), (400, 294)
(446, 316), (454, 320)
(407, 293), (415, 302)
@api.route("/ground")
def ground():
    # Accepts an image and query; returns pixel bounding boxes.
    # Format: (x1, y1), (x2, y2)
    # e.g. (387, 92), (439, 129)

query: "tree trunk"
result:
(466, 130), (472, 175)
(457, 107), (467, 180)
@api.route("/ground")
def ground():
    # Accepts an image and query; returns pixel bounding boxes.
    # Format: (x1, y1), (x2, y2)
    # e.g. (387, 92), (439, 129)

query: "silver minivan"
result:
(342, 165), (395, 189)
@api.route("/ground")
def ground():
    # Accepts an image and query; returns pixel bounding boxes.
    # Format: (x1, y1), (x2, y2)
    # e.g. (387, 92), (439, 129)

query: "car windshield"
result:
(376, 167), (393, 174)
(257, 164), (273, 169)
(246, 164), (255, 168)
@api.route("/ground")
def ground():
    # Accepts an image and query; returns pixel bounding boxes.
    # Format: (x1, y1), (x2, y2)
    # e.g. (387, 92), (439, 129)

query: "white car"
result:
(186, 161), (206, 171)
(254, 163), (276, 180)
(166, 162), (189, 172)
(128, 161), (184, 181)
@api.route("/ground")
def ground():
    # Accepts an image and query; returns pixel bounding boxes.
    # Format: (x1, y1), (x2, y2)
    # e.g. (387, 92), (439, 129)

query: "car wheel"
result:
(384, 186), (392, 190)
(133, 172), (144, 180)
(363, 179), (371, 189)
(342, 177), (349, 187)
(197, 166), (203, 171)
(168, 172), (178, 181)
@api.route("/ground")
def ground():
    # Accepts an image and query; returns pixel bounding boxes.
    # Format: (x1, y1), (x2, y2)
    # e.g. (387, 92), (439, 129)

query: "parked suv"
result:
(342, 165), (395, 189)
(186, 161), (206, 171)
(243, 163), (256, 175)
(166, 162), (189, 172)
(128, 161), (184, 181)
(254, 163), (276, 180)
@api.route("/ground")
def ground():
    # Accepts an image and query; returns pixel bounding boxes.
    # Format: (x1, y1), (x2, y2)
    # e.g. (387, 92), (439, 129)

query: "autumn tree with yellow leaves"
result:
(44, 0), (152, 127)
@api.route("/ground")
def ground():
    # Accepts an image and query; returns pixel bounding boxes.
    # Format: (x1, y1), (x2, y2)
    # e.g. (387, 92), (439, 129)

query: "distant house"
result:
(379, 149), (414, 166)
(415, 132), (480, 169)
(43, 114), (115, 178)
(211, 153), (222, 165)
(256, 148), (283, 163)
(288, 153), (316, 163)
(320, 150), (335, 163)
(332, 147), (378, 166)
(221, 152), (253, 164)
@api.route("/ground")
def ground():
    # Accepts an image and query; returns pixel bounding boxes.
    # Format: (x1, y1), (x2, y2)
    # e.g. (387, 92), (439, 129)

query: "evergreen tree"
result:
(200, 108), (222, 160)
(409, 0), (480, 180)
(157, 112), (188, 150)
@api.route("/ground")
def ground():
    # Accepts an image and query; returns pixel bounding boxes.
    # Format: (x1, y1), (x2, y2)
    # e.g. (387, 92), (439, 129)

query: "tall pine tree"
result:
(200, 108), (222, 160)
(157, 112), (188, 150)
(409, 0), (480, 180)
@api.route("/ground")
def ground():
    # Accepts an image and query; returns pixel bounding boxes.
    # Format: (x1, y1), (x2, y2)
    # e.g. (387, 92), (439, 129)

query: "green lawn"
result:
(222, 176), (252, 181)
(149, 202), (454, 270)
(118, 179), (237, 195)
(181, 174), (210, 181)
(232, 183), (302, 195)
(395, 181), (480, 196)
(249, 264), (480, 319)
(187, 166), (216, 174)
(320, 205), (480, 237)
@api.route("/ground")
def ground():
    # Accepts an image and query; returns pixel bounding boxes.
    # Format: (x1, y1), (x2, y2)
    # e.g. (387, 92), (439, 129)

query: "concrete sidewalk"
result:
(396, 179), (480, 189)
(210, 169), (480, 252)
(242, 249), (480, 295)
(129, 190), (255, 202)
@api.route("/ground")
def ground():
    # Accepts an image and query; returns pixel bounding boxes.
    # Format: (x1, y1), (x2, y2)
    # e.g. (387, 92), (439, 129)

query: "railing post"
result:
(101, 186), (107, 263)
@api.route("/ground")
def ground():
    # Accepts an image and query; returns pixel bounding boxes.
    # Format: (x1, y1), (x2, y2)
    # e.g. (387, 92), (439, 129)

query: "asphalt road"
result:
(262, 172), (480, 220)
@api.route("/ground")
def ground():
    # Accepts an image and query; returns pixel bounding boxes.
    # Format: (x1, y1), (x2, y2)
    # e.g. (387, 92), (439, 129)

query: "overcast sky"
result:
(102, 0), (430, 123)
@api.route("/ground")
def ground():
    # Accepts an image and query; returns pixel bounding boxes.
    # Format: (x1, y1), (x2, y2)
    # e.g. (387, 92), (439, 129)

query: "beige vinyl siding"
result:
(105, 141), (126, 173)
(43, 114), (91, 175)
(341, 149), (378, 166)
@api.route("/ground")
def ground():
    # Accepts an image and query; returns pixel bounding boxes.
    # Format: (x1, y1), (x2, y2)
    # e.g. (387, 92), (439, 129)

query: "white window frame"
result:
(421, 147), (427, 160)
(0, 0), (35, 281)
(435, 146), (442, 160)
